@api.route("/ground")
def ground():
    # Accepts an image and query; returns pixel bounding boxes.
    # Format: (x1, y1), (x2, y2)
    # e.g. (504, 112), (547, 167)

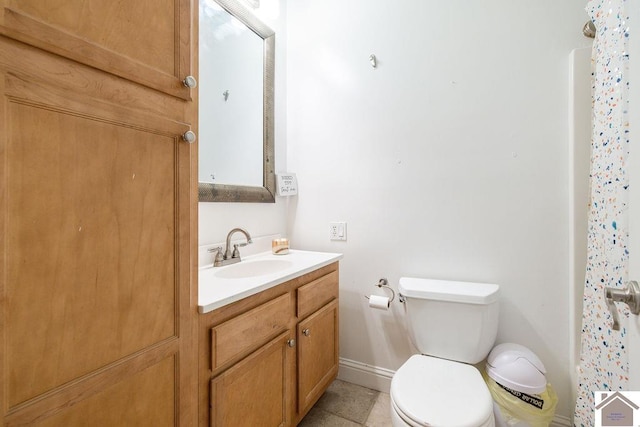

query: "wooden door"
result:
(0, 19), (196, 427)
(0, 0), (193, 100)
(210, 332), (295, 427)
(296, 300), (339, 418)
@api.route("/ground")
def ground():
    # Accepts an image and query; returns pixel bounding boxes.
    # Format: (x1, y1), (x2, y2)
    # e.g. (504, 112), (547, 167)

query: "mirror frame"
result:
(198, 0), (276, 203)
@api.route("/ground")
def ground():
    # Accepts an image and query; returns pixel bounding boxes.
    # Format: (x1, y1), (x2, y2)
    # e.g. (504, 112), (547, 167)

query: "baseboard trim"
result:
(338, 357), (572, 427)
(337, 357), (393, 394)
(551, 414), (572, 427)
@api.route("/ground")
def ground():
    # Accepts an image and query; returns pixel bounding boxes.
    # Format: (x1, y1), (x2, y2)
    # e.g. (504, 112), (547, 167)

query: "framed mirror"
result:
(198, 0), (276, 202)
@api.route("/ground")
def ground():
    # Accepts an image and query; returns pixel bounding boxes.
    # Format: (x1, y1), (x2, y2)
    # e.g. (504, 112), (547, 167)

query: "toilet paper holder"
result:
(365, 278), (396, 304)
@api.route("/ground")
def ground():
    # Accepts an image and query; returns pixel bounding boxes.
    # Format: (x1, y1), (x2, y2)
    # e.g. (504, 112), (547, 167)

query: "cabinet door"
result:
(210, 332), (295, 427)
(0, 0), (193, 99)
(297, 299), (339, 416)
(0, 36), (196, 426)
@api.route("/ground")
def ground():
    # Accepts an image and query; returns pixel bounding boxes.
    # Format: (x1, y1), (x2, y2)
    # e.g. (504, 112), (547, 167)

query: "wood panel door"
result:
(0, 0), (193, 100)
(0, 31), (196, 426)
(296, 300), (339, 418)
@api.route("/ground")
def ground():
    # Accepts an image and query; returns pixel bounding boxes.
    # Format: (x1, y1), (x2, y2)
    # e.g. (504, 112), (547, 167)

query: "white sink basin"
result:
(198, 250), (343, 313)
(214, 259), (293, 279)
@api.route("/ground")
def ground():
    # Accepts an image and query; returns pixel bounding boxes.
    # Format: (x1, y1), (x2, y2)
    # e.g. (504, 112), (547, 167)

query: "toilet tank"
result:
(399, 277), (499, 364)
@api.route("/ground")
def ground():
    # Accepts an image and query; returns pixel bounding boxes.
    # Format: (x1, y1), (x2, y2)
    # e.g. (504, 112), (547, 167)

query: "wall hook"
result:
(369, 54), (377, 69)
(223, 90), (229, 101)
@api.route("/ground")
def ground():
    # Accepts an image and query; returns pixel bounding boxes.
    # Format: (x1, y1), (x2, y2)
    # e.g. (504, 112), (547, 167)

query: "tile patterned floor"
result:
(299, 380), (392, 426)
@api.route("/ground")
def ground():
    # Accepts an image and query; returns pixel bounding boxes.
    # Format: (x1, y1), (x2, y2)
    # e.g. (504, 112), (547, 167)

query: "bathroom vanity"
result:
(198, 251), (341, 426)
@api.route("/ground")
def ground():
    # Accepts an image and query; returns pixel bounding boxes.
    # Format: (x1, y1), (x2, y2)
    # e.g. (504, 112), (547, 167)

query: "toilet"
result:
(391, 277), (500, 427)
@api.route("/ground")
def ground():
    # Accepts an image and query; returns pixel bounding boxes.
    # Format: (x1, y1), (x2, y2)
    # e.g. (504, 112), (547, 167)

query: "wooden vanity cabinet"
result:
(198, 262), (339, 426)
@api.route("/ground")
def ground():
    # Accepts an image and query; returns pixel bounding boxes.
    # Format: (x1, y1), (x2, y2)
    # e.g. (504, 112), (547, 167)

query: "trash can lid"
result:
(486, 343), (547, 394)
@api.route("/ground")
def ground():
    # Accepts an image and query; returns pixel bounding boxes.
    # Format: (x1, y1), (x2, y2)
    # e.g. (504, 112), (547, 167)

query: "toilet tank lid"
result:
(399, 277), (499, 304)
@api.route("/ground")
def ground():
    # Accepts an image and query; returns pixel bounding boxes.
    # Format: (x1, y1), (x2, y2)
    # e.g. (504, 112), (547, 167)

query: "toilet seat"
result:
(391, 355), (494, 427)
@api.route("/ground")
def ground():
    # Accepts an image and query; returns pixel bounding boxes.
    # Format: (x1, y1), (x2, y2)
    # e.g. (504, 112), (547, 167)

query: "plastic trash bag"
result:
(484, 372), (558, 427)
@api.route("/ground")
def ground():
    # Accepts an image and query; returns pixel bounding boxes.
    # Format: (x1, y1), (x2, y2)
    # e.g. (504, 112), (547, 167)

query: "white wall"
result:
(568, 47), (591, 407)
(199, 0), (288, 246)
(285, 0), (591, 421)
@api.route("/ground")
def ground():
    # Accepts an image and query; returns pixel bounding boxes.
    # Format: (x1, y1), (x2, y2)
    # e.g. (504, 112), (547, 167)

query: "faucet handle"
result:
(231, 239), (252, 258)
(604, 281), (640, 331)
(232, 244), (241, 259)
(208, 246), (224, 265)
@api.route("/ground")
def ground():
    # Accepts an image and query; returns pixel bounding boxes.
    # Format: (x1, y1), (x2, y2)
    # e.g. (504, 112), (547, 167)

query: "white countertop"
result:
(198, 249), (343, 314)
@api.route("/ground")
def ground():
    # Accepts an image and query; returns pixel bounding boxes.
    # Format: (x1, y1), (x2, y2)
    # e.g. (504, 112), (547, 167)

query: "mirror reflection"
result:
(198, 0), (276, 202)
(199, 1), (263, 186)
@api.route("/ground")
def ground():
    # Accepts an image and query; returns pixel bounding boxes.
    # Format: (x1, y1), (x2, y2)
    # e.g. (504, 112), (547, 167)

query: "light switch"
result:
(329, 222), (347, 241)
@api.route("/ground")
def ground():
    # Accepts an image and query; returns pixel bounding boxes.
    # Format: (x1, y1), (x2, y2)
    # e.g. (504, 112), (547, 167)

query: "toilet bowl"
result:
(391, 278), (500, 427)
(390, 355), (495, 427)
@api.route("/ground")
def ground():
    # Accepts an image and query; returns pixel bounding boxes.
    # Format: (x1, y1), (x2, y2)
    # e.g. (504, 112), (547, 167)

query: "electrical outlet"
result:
(329, 222), (347, 241)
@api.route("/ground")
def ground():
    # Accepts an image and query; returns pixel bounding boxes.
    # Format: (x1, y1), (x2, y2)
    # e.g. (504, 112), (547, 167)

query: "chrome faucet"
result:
(211, 228), (253, 267)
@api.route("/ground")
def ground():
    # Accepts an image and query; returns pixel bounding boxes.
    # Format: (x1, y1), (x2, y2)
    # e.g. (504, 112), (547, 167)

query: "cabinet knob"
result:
(302, 328), (311, 337)
(287, 339), (296, 348)
(182, 75), (197, 88)
(182, 131), (196, 143)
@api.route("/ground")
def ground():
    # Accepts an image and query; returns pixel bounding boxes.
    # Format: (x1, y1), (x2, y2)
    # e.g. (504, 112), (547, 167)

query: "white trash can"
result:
(484, 343), (558, 427)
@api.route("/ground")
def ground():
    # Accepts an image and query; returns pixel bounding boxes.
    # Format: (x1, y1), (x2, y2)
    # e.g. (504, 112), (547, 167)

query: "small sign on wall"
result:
(276, 173), (298, 196)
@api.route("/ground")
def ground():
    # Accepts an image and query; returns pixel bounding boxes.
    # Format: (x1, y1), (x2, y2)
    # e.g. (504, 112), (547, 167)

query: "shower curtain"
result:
(574, 0), (630, 425)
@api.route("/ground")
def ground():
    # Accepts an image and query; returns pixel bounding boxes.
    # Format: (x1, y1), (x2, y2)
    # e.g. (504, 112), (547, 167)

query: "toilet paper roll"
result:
(368, 295), (390, 310)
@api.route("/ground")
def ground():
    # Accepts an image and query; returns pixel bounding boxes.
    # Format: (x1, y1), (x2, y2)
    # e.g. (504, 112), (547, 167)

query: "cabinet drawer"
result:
(297, 270), (338, 319)
(211, 293), (291, 370)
